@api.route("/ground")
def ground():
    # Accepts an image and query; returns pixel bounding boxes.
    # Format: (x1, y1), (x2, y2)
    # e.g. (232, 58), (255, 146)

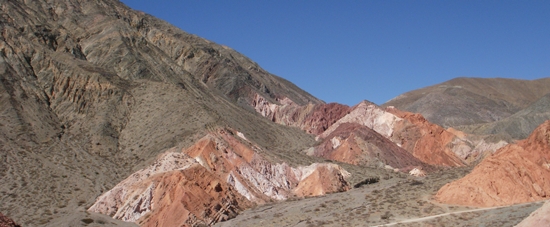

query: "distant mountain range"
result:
(383, 77), (550, 140)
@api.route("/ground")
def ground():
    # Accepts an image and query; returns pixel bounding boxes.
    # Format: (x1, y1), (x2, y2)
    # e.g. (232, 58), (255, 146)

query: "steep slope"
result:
(383, 77), (550, 130)
(435, 120), (550, 207)
(316, 102), (468, 167)
(89, 129), (350, 226)
(310, 122), (427, 170)
(0, 0), (323, 225)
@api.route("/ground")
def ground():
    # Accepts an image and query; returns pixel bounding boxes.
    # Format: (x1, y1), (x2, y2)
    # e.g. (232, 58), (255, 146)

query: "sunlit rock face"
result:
(435, 120), (550, 207)
(89, 129), (350, 226)
(515, 200), (550, 227)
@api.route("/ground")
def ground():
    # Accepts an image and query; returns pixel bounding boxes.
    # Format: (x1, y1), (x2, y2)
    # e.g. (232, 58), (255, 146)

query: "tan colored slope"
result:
(89, 129), (350, 226)
(0, 0), (324, 225)
(383, 77), (550, 128)
(435, 120), (550, 207)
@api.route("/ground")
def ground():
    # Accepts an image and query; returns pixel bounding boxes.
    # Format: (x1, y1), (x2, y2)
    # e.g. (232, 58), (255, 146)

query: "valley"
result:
(0, 0), (549, 226)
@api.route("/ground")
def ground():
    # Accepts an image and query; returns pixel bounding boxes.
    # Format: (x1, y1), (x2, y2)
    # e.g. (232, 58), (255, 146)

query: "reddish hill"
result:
(435, 120), (550, 207)
(387, 107), (466, 167)
(89, 129), (350, 226)
(312, 122), (427, 170)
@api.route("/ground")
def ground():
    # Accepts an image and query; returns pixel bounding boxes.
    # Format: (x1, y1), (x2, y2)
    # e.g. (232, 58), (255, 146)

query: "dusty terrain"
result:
(216, 166), (542, 227)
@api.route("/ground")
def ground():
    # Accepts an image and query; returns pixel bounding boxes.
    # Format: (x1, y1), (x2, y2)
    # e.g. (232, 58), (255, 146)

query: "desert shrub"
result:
(381, 211), (392, 220)
(354, 176), (380, 188)
(81, 218), (94, 224)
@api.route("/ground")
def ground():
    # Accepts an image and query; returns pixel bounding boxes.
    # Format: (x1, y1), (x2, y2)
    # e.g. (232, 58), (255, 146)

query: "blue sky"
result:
(120, 0), (549, 105)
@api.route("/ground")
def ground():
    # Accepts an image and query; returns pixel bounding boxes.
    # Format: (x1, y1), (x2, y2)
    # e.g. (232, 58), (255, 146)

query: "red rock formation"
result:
(251, 93), (350, 135)
(253, 98), (503, 170)
(0, 213), (20, 227)
(435, 120), (550, 207)
(315, 102), (466, 168)
(312, 123), (427, 170)
(387, 107), (465, 167)
(89, 129), (350, 226)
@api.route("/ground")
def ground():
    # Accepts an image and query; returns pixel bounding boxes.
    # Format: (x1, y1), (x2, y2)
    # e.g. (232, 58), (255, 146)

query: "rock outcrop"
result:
(0, 213), (20, 227)
(255, 99), (507, 169)
(515, 200), (550, 227)
(316, 101), (468, 167)
(89, 129), (350, 226)
(251, 93), (350, 135)
(435, 120), (550, 207)
(310, 122), (427, 170)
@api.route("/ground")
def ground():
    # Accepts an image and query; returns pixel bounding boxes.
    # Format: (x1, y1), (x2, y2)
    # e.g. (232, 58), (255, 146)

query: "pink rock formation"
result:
(252, 98), (505, 170)
(435, 120), (550, 207)
(515, 200), (550, 227)
(312, 122), (427, 170)
(89, 129), (350, 226)
(251, 93), (350, 135)
(317, 102), (466, 167)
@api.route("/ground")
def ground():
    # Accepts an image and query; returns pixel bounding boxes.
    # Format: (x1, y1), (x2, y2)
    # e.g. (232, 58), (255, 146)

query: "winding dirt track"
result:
(370, 200), (546, 227)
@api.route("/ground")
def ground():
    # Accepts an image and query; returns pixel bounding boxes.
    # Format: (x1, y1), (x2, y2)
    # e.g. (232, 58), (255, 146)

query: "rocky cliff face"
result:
(435, 120), (550, 207)
(89, 129), (350, 226)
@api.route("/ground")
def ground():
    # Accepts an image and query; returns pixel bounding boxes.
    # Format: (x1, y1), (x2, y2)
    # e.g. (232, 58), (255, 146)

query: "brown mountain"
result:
(435, 120), (550, 207)
(456, 93), (550, 140)
(383, 77), (550, 139)
(0, 0), (328, 225)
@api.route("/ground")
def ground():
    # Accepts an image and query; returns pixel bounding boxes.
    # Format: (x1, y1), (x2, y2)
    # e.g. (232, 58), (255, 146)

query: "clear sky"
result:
(120, 0), (549, 105)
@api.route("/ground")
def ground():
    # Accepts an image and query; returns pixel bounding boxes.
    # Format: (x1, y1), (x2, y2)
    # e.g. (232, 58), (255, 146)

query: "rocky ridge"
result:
(0, 0), (324, 225)
(89, 129), (350, 226)
(253, 98), (506, 169)
(435, 120), (550, 207)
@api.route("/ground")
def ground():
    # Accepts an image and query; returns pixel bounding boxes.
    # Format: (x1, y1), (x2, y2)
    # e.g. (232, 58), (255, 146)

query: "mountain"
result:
(382, 77), (550, 139)
(435, 120), (550, 207)
(0, 0), (327, 225)
(456, 93), (550, 140)
(88, 129), (349, 226)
